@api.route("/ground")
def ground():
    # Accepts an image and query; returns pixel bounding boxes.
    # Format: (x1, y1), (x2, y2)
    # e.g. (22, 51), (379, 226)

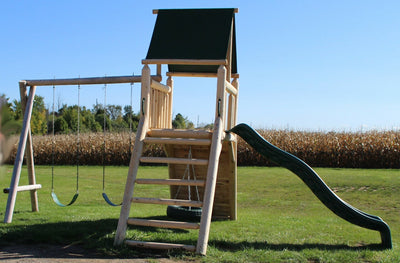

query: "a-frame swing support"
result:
(4, 81), (41, 223)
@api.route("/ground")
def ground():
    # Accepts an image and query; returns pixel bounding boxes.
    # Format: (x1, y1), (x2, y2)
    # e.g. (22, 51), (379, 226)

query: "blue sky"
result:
(1, 1), (400, 131)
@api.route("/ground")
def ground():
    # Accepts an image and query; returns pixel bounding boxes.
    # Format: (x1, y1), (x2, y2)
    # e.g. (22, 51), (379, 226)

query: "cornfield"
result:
(238, 129), (400, 168)
(5, 129), (400, 168)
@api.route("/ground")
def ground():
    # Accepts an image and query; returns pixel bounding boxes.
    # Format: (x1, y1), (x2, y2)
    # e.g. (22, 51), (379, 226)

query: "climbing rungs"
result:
(125, 240), (196, 252)
(140, 157), (208, 165)
(127, 218), (200, 229)
(144, 137), (211, 146)
(132, 197), (203, 207)
(3, 184), (42, 194)
(135, 178), (205, 186)
(147, 128), (212, 139)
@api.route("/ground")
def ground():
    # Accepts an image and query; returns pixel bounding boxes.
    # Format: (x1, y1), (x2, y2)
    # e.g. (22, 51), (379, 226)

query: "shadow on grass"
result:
(210, 240), (387, 252)
(0, 218), (388, 260)
(0, 217), (192, 259)
(0, 219), (116, 244)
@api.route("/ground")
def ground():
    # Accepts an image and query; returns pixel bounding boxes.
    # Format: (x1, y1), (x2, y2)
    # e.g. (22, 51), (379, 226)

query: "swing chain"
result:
(51, 84), (56, 190)
(76, 82), (80, 193)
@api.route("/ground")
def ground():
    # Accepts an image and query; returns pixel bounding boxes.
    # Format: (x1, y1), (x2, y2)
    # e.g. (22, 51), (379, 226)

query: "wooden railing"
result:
(149, 79), (173, 129)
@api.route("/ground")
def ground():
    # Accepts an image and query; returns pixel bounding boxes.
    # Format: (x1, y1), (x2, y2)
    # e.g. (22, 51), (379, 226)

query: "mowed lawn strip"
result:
(0, 165), (399, 262)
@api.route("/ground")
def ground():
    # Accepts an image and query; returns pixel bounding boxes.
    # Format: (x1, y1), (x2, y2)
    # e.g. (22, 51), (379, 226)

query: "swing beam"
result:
(23, 74), (161, 87)
(4, 73), (159, 223)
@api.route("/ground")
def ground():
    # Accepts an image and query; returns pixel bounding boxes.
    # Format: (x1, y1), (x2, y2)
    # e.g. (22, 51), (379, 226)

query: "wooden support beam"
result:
(147, 129), (212, 139)
(152, 8), (239, 14)
(166, 72), (217, 78)
(166, 72), (239, 79)
(196, 117), (224, 255)
(3, 184), (42, 193)
(4, 83), (37, 223)
(135, 178), (205, 186)
(225, 81), (238, 96)
(215, 65), (227, 122)
(232, 78), (239, 126)
(23, 75), (161, 87)
(157, 64), (162, 76)
(132, 197), (203, 207)
(127, 218), (200, 230)
(143, 137), (211, 146)
(17, 82), (40, 213)
(139, 157), (208, 166)
(125, 240), (196, 252)
(151, 80), (171, 93)
(166, 77), (173, 128)
(142, 59), (227, 66)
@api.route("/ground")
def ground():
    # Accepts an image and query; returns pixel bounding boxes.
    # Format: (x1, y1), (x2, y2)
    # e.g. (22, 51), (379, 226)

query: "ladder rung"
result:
(144, 137), (211, 146)
(135, 178), (205, 186)
(127, 218), (200, 229)
(3, 184), (42, 194)
(132, 197), (203, 207)
(148, 129), (212, 139)
(140, 157), (208, 165)
(125, 240), (196, 251)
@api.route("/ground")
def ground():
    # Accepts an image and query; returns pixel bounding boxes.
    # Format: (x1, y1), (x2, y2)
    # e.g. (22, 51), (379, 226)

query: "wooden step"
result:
(148, 129), (212, 139)
(132, 197), (202, 207)
(127, 218), (200, 229)
(135, 178), (205, 186)
(144, 137), (211, 146)
(125, 240), (196, 251)
(140, 157), (208, 165)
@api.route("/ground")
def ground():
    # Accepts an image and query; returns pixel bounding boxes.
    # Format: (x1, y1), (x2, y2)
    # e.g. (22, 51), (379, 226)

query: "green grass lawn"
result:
(0, 165), (399, 262)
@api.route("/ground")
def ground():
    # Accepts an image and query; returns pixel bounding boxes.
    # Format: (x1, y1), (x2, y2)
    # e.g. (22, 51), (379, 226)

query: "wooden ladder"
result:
(114, 118), (224, 255)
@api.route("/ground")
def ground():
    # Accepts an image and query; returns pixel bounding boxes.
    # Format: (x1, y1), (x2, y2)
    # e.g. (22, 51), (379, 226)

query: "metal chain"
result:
(76, 82), (80, 192)
(102, 82), (107, 191)
(51, 84), (56, 190)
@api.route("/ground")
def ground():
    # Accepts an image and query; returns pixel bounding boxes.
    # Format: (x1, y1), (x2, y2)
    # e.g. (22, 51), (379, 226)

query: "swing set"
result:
(48, 81), (128, 207)
(3, 74), (160, 221)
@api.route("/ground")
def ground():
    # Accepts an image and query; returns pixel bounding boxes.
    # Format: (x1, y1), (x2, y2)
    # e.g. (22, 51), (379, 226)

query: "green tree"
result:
(31, 95), (47, 135)
(123, 105), (139, 132)
(112, 115), (128, 131)
(172, 113), (194, 129)
(107, 105), (122, 120)
(54, 117), (69, 134)
(11, 99), (22, 120)
(0, 94), (21, 136)
(81, 107), (101, 132)
(62, 105), (80, 132)
(95, 113), (112, 131)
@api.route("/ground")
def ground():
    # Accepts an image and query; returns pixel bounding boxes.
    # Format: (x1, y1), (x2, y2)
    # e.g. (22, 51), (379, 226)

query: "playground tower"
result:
(113, 8), (239, 255)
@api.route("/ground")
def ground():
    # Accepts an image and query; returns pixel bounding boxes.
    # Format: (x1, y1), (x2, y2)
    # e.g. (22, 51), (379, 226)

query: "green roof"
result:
(146, 8), (237, 74)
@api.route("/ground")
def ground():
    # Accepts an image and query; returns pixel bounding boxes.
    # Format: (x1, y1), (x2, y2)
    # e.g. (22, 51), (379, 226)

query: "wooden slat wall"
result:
(149, 88), (171, 129)
(165, 140), (236, 219)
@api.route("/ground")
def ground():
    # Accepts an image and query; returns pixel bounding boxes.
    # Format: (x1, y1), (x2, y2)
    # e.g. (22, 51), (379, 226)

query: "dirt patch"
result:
(0, 244), (192, 263)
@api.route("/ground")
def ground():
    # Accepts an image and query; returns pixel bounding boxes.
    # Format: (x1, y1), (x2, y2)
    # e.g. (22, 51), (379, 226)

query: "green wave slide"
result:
(228, 123), (392, 249)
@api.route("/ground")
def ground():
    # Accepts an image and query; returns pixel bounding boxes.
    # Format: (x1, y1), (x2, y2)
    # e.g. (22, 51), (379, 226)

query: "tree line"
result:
(0, 94), (195, 136)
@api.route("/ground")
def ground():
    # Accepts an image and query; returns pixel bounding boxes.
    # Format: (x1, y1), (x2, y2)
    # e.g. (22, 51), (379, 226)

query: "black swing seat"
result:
(51, 191), (79, 207)
(102, 192), (122, 206)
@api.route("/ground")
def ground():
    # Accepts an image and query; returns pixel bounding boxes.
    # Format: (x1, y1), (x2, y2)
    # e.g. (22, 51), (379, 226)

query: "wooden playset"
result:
(4, 8), (239, 255)
(4, 7), (392, 255)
